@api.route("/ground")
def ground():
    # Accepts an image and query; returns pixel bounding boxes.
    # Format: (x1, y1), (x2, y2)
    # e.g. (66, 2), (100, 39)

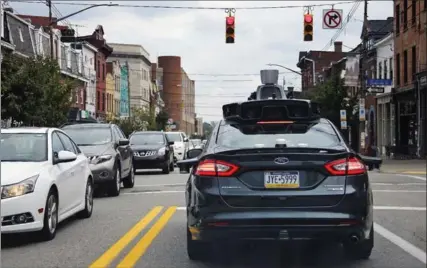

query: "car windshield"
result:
(130, 133), (165, 145)
(166, 133), (182, 142)
(63, 127), (112, 146)
(216, 122), (341, 149)
(0, 133), (47, 162)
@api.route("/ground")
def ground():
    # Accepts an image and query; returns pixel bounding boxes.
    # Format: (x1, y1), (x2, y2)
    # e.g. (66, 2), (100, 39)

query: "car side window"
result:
(180, 133), (185, 141)
(57, 132), (77, 154)
(51, 132), (65, 158)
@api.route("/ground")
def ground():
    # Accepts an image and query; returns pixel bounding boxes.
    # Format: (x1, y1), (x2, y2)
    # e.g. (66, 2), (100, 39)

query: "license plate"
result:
(264, 171), (300, 189)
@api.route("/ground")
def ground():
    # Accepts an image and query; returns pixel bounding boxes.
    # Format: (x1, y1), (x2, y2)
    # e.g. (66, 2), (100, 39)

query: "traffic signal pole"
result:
(359, 0), (368, 153)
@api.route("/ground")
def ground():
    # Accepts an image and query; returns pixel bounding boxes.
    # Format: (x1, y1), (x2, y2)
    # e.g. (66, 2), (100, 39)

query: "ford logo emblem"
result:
(274, 157), (289, 165)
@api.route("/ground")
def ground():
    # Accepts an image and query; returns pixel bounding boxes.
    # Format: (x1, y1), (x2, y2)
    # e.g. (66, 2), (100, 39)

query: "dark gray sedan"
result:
(62, 123), (134, 196)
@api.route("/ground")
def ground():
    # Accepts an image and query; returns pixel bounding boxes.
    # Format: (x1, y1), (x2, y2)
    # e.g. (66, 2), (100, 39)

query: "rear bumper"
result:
(188, 210), (372, 243)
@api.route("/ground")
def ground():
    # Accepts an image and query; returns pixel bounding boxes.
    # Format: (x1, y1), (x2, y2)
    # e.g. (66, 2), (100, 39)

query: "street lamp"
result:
(300, 57), (316, 86)
(266, 63), (302, 76)
(49, 2), (119, 57)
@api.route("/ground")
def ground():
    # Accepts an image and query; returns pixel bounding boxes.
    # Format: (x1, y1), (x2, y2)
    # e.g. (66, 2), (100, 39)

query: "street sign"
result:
(367, 87), (385, 94)
(340, 109), (346, 121)
(322, 9), (343, 29)
(359, 107), (365, 121)
(340, 121), (347, 129)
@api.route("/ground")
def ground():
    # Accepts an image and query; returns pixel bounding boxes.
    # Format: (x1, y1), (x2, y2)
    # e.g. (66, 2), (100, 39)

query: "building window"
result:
(102, 92), (105, 111)
(403, 50), (408, 84)
(396, 53), (400, 85)
(54, 40), (58, 59)
(395, 4), (400, 33)
(97, 60), (100, 78)
(412, 46), (416, 80)
(403, 0), (408, 30)
(378, 62), (382, 79)
(66, 48), (71, 68)
(103, 63), (106, 81)
(425, 0), (427, 10)
(411, 0), (416, 25)
(389, 58), (393, 81)
(97, 91), (100, 111)
(384, 60), (387, 80)
(18, 27), (24, 42)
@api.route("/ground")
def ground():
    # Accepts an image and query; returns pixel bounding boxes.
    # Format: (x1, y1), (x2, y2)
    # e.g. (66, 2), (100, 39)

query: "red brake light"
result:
(195, 159), (239, 177)
(324, 157), (366, 176)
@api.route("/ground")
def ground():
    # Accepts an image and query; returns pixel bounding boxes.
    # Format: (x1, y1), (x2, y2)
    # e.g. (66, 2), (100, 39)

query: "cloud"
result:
(10, 0), (393, 121)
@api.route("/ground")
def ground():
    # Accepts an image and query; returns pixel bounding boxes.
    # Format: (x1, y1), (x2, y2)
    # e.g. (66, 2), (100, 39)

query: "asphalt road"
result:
(2, 169), (426, 268)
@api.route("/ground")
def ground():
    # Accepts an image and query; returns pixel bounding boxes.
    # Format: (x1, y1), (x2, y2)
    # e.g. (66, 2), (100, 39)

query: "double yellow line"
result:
(89, 206), (177, 268)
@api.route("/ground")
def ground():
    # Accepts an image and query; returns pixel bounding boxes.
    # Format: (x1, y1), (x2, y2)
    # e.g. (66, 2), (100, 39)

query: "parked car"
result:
(62, 123), (134, 196)
(165, 131), (189, 162)
(178, 99), (381, 261)
(1, 127), (94, 241)
(129, 131), (175, 174)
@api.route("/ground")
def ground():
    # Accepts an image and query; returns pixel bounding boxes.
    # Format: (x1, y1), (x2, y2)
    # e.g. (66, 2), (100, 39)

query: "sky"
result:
(8, 0), (393, 122)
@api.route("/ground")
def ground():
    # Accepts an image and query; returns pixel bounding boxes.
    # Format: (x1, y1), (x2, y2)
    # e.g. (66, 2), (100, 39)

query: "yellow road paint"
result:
(116, 206), (177, 268)
(401, 171), (426, 175)
(89, 206), (163, 268)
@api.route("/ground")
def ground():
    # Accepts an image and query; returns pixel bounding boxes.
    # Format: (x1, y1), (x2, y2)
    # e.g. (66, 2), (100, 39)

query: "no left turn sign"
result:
(322, 9), (343, 29)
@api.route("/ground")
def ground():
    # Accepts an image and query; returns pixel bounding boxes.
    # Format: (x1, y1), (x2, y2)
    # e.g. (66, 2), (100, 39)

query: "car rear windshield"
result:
(216, 122), (341, 149)
(63, 127), (112, 146)
(1, 133), (47, 162)
(166, 133), (182, 142)
(130, 133), (165, 145)
(260, 86), (282, 99)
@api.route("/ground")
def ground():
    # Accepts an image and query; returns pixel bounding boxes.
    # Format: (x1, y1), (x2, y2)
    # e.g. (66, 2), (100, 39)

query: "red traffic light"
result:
(226, 16), (235, 25)
(304, 14), (313, 23)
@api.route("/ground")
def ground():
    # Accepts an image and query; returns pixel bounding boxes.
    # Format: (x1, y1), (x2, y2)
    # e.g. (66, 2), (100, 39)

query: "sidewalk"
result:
(379, 159), (426, 175)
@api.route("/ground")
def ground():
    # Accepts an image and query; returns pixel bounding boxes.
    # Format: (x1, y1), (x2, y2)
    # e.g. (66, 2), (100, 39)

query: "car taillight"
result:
(195, 159), (239, 177)
(324, 157), (366, 176)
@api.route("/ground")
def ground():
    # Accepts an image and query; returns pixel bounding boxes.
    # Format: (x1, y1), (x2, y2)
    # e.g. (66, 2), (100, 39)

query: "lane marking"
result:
(397, 174), (427, 181)
(374, 206), (426, 211)
(89, 206), (163, 268)
(117, 206), (177, 268)
(374, 222), (426, 264)
(123, 190), (185, 195)
(373, 190), (426, 193)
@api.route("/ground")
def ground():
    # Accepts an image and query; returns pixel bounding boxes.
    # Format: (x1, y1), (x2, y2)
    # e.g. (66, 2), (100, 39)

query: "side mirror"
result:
(187, 148), (203, 159)
(177, 158), (198, 174)
(56, 150), (77, 163)
(359, 154), (382, 171)
(118, 138), (130, 146)
(168, 141), (175, 145)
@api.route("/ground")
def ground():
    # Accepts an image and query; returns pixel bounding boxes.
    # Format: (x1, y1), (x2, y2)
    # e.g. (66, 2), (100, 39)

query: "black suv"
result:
(62, 123), (134, 196)
(129, 131), (175, 174)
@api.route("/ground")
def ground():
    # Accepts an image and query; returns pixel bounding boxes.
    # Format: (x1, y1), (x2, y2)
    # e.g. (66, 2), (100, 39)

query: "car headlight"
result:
(90, 154), (113, 165)
(158, 147), (166, 156)
(1, 175), (39, 199)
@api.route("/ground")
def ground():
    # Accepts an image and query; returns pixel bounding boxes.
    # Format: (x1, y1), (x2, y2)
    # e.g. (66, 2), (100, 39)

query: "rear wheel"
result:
(343, 225), (374, 260)
(187, 227), (210, 261)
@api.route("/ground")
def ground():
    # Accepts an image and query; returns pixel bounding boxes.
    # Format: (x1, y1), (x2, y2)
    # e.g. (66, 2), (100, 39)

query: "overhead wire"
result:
(9, 0), (358, 10)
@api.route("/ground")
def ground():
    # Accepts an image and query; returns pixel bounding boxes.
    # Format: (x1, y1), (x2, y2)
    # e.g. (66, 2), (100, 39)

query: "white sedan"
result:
(1, 127), (94, 241)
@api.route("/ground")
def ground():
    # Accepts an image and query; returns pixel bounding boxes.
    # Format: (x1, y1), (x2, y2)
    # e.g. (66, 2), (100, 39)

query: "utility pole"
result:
(359, 0), (368, 153)
(48, 0), (54, 58)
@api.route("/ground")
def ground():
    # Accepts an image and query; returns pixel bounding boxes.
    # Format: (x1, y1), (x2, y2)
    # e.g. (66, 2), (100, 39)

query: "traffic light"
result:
(226, 16), (235, 43)
(304, 13), (313, 42)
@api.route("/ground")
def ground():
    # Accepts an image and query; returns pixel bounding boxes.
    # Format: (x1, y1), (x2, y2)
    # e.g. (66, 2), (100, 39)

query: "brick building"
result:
(68, 26), (113, 121)
(393, 0), (427, 157)
(296, 41), (346, 94)
(158, 56), (195, 134)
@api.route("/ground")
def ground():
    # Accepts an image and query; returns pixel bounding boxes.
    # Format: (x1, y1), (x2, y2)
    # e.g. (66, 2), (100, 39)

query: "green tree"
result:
(112, 107), (157, 137)
(309, 73), (358, 128)
(155, 110), (169, 130)
(1, 54), (75, 127)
